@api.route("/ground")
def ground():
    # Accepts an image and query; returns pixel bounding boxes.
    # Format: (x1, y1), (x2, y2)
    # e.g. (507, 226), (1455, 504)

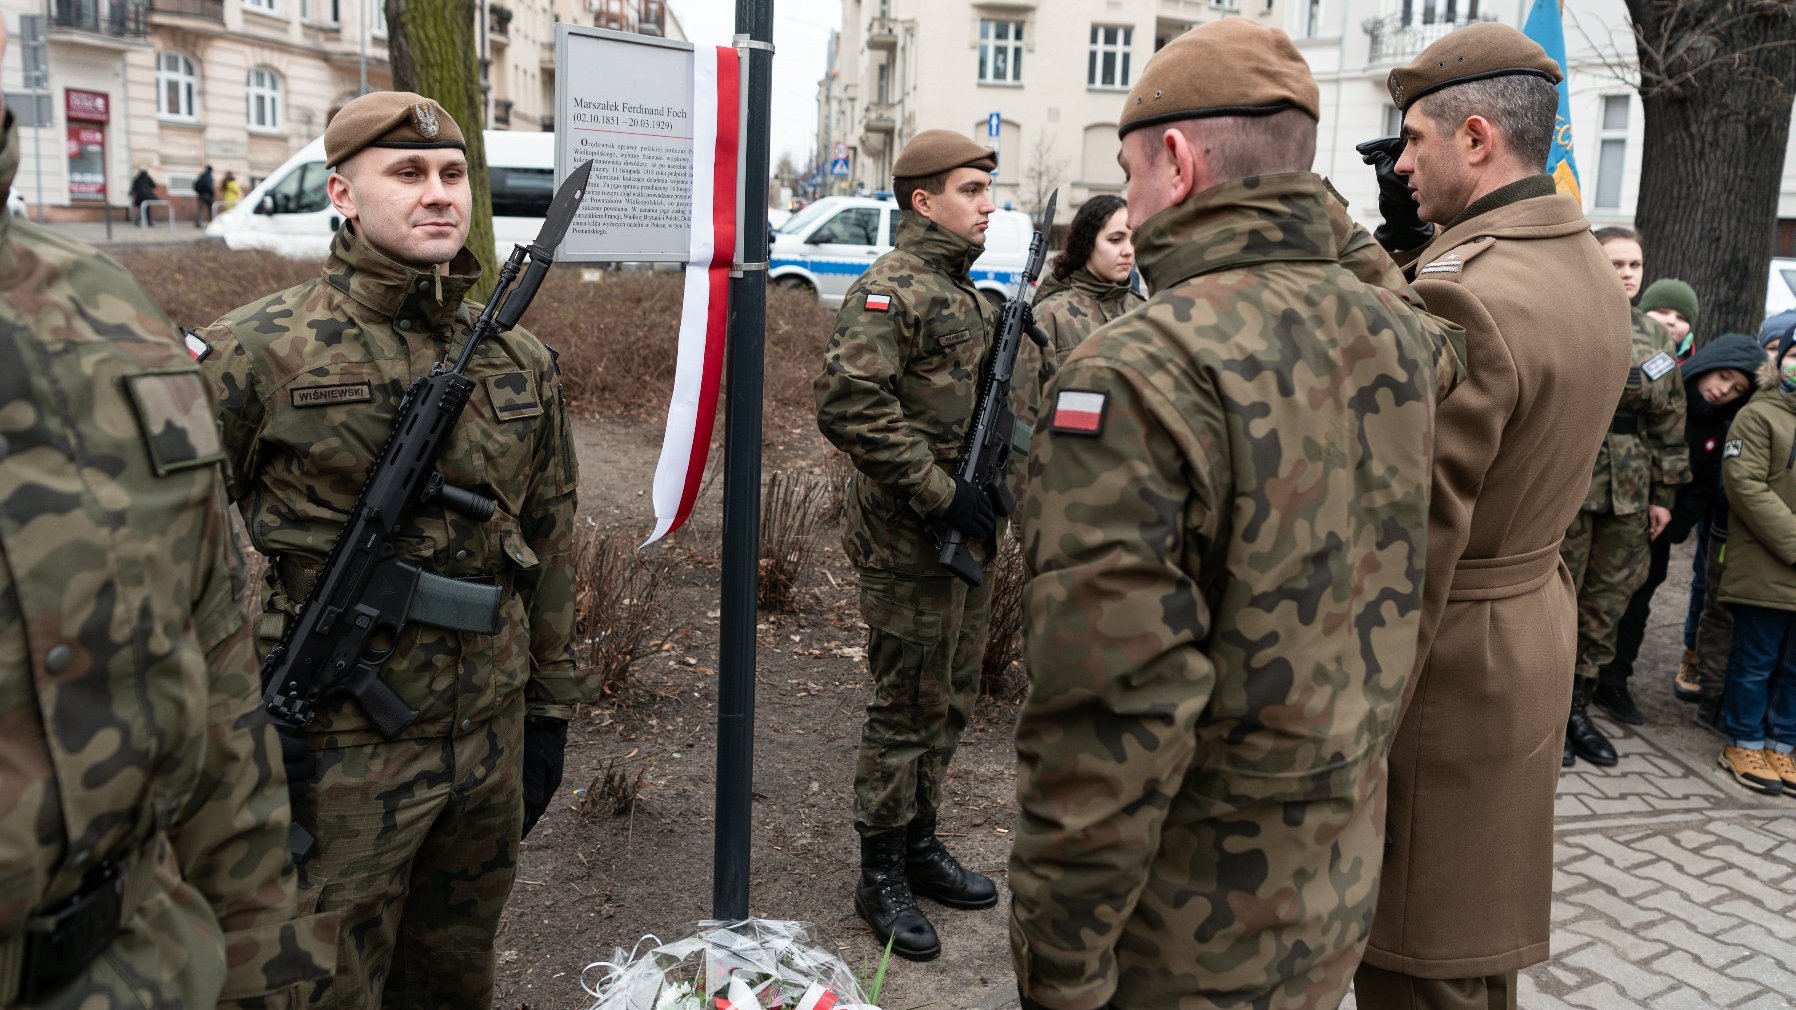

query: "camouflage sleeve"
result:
(194, 320), (267, 504)
(173, 481), (337, 1008)
(1722, 408), (1796, 564)
(814, 288), (957, 515)
(1009, 311), (1055, 429)
(519, 358), (583, 719)
(1010, 356), (1217, 1010)
(1647, 342), (1691, 508)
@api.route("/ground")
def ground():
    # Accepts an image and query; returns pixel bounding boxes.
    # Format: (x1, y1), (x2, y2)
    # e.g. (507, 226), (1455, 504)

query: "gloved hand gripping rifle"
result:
(938, 188), (1056, 586)
(258, 161), (594, 740)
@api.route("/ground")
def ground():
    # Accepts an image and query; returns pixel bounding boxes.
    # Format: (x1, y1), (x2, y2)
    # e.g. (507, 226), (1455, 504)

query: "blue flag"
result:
(1523, 0), (1581, 201)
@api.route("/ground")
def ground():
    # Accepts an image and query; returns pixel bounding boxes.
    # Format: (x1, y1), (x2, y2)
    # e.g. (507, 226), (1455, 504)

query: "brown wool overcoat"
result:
(1362, 189), (1633, 977)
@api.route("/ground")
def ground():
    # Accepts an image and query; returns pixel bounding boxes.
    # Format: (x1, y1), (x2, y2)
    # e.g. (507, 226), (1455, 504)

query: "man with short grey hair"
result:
(1353, 21), (1634, 1009)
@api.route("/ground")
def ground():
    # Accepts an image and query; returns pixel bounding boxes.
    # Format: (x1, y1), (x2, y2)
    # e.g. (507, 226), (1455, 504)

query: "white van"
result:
(1769, 257), (1796, 316)
(770, 195), (1035, 307)
(206, 130), (557, 260)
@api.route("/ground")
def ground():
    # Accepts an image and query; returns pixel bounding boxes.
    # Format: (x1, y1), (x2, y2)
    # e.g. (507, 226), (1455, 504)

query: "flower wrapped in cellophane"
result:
(581, 919), (880, 1010)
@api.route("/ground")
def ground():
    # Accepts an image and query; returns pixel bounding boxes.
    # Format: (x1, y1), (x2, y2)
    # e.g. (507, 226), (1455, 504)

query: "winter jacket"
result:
(1667, 333), (1767, 543)
(1718, 360), (1796, 612)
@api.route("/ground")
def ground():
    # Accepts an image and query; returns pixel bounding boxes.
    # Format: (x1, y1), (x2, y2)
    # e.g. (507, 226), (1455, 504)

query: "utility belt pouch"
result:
(7, 857), (132, 1005)
(1610, 414), (1642, 435)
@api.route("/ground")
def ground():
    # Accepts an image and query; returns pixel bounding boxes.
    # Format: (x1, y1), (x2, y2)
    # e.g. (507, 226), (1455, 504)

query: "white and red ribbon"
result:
(646, 44), (740, 544)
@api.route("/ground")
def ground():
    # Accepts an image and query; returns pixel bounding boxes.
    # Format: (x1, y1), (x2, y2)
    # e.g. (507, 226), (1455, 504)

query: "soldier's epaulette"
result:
(1415, 236), (1495, 280)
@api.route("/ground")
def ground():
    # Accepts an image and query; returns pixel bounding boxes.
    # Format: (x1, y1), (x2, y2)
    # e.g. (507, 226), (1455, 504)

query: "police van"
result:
(205, 130), (556, 259)
(771, 194), (1035, 307)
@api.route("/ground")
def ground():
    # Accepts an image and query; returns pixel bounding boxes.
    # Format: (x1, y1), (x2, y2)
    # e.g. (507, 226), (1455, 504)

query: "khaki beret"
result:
(1388, 22), (1563, 111)
(891, 130), (996, 180)
(1118, 18), (1319, 138)
(325, 91), (466, 168)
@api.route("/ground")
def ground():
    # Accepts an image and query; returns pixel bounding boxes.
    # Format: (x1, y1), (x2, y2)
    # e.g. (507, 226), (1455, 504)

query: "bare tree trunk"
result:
(386, 0), (497, 304)
(1626, 0), (1796, 340)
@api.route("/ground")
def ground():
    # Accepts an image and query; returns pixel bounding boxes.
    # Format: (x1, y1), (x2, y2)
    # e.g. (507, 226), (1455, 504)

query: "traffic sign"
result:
(832, 140), (848, 159)
(830, 157), (851, 177)
(987, 111), (1001, 138)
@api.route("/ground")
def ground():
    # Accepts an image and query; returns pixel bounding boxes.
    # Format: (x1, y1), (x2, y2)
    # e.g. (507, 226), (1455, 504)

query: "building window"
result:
(979, 19), (1023, 84)
(1302, 0), (1325, 37)
(156, 52), (197, 121)
(247, 67), (283, 131)
(1594, 94), (1628, 209)
(372, 1), (386, 36)
(243, 0), (278, 13)
(1384, 105), (1403, 138)
(1209, 0), (1240, 10)
(1088, 25), (1132, 89)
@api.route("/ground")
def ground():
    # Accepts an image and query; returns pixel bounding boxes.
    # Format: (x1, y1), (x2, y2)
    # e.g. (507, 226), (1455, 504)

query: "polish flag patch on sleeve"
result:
(1049, 388), (1108, 435)
(865, 293), (892, 312)
(182, 329), (212, 362)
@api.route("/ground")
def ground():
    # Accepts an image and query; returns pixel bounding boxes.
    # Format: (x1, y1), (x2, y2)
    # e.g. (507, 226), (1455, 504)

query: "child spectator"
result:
(1640, 278), (1699, 360)
(1715, 332), (1796, 795)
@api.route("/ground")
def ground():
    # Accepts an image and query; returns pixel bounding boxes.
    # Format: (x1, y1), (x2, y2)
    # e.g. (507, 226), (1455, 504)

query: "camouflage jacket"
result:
(1010, 173), (1460, 1010)
(0, 112), (333, 1007)
(815, 212), (999, 571)
(1011, 268), (1144, 428)
(196, 226), (583, 744)
(1582, 307), (1690, 514)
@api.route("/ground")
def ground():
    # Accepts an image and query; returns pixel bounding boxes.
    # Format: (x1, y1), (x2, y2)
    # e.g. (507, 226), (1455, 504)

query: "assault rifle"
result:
(258, 161), (593, 740)
(938, 188), (1056, 586)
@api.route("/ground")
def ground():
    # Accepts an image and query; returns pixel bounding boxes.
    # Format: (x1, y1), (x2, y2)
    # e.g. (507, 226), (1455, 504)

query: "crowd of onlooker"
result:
(1583, 225), (1796, 796)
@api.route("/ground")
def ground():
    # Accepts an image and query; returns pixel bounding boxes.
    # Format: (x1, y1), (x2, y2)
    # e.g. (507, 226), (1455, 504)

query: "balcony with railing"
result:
(1363, 6), (1496, 65)
(51, 0), (150, 37)
(149, 0), (224, 25)
(585, 0), (664, 36)
(488, 4), (512, 44)
(867, 16), (896, 50)
(863, 100), (895, 134)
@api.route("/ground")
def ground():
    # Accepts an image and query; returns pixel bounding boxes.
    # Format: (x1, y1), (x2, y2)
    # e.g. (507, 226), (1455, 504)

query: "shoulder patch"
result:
(1049, 389), (1107, 436)
(865, 293), (892, 312)
(485, 371), (543, 421)
(1723, 439), (1743, 459)
(123, 369), (226, 476)
(181, 327), (211, 362)
(1641, 351), (1677, 382)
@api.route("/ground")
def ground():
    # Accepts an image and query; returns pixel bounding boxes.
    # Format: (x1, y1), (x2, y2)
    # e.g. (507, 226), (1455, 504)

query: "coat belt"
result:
(1446, 542), (1563, 602)
(0, 835), (162, 1005)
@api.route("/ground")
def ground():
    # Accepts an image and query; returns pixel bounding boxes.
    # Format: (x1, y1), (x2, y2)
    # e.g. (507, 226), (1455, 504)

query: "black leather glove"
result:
(1356, 136), (1433, 254)
(521, 716), (568, 839)
(941, 476), (997, 539)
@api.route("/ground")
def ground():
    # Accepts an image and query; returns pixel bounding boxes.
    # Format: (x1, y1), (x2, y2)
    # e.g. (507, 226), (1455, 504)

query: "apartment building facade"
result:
(820, 0), (1796, 245)
(2, 0), (680, 220)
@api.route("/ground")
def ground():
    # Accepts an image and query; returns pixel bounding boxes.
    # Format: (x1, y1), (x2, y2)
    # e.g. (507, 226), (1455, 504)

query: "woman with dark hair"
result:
(1011, 194), (1142, 429)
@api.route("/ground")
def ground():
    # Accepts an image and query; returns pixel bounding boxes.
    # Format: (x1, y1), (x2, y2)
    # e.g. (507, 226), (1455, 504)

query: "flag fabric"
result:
(645, 45), (741, 545)
(1523, 0), (1581, 202)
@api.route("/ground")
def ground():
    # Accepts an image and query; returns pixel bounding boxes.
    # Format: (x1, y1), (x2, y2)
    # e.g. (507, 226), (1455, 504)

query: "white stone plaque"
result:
(554, 25), (696, 263)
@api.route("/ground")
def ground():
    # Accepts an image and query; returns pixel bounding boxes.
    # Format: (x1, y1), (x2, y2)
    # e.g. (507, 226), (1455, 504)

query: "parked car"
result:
(1769, 257), (1796, 317)
(206, 130), (556, 259)
(770, 194), (1036, 307)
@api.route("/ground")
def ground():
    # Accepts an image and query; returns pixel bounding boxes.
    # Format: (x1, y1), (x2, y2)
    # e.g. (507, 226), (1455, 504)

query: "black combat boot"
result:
(905, 810), (997, 910)
(855, 826), (940, 961)
(1567, 679), (1618, 766)
(1592, 680), (1645, 726)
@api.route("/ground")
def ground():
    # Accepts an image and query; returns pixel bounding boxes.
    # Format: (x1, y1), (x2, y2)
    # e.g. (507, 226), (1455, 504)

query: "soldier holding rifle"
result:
(192, 91), (585, 1010)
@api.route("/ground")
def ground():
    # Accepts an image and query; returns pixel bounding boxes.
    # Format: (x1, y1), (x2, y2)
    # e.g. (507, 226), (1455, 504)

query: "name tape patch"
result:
(865, 293), (892, 313)
(1049, 389), (1107, 436)
(1641, 351), (1678, 382)
(291, 382), (373, 408)
(1723, 438), (1743, 459)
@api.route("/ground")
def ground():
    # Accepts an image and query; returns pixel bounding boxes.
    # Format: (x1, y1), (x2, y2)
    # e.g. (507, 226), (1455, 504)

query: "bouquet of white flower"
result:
(581, 919), (882, 1010)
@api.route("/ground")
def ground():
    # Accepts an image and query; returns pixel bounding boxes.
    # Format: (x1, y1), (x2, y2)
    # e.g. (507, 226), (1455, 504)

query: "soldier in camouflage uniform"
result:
(815, 129), (1009, 962)
(1010, 193), (1143, 433)
(1009, 20), (1462, 1010)
(1559, 225), (1689, 766)
(0, 58), (336, 1008)
(192, 93), (582, 1009)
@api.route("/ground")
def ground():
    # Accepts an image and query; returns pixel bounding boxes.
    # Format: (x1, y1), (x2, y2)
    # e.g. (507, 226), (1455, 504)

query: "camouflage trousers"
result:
(1561, 510), (1651, 682)
(1693, 529), (1735, 711)
(853, 564), (994, 833)
(294, 695), (524, 1010)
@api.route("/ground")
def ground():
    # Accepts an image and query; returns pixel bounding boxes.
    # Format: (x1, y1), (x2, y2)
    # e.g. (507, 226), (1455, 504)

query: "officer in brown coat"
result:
(1352, 23), (1634, 1008)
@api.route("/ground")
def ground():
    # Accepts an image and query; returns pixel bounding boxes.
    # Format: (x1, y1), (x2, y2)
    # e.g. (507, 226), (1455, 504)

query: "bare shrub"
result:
(980, 533), (1029, 700)
(820, 451), (854, 524)
(115, 244), (321, 329)
(576, 758), (647, 821)
(759, 470), (828, 612)
(574, 524), (669, 697)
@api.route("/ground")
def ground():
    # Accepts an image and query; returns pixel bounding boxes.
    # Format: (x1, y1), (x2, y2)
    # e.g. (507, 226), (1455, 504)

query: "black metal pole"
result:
(713, 0), (773, 922)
